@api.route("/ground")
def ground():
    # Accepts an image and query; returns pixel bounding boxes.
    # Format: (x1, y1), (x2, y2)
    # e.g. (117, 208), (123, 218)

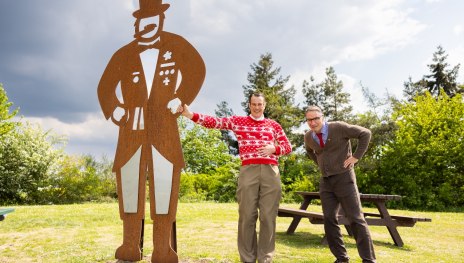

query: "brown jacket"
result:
(304, 121), (371, 177)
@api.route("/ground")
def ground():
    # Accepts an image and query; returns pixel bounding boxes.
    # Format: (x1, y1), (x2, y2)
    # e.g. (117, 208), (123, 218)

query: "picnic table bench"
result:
(278, 192), (431, 247)
(0, 208), (15, 221)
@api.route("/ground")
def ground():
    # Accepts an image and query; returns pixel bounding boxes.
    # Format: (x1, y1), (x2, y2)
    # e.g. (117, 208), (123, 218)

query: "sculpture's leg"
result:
(115, 146), (146, 261)
(115, 216), (144, 261)
(151, 213), (178, 263)
(149, 146), (179, 263)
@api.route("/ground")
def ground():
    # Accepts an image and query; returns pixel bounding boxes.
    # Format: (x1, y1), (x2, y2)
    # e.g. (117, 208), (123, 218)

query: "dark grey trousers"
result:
(320, 170), (376, 263)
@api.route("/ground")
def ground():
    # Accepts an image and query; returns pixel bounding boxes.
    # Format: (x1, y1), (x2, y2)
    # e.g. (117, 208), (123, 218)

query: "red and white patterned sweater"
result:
(191, 113), (292, 166)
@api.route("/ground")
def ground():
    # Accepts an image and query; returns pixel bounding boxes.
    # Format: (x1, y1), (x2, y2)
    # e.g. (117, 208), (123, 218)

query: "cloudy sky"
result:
(1, 0), (463, 158)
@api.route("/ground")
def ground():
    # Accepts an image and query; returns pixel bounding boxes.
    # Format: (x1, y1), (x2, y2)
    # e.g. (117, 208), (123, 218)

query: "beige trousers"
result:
(237, 164), (281, 263)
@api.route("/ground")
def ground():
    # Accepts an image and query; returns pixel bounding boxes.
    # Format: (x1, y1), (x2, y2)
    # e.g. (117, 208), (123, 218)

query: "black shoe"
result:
(334, 260), (350, 263)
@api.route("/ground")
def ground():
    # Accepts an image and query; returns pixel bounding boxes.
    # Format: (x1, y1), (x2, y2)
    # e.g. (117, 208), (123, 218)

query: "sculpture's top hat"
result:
(133, 0), (170, 18)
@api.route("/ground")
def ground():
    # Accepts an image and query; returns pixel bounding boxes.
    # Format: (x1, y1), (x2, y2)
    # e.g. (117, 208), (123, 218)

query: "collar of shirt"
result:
(249, 115), (265, 121)
(311, 122), (328, 143)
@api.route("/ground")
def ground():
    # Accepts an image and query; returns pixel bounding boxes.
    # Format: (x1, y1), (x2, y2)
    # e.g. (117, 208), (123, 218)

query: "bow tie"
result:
(139, 42), (160, 51)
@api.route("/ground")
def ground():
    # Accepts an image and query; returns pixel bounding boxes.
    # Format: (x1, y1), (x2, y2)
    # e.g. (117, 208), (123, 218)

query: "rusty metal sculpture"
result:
(97, 0), (205, 262)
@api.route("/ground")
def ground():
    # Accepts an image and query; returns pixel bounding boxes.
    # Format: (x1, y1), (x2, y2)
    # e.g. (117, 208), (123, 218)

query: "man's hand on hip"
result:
(344, 156), (358, 168)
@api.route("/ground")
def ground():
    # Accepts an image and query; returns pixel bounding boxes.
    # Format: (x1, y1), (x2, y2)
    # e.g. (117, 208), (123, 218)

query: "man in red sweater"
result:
(178, 93), (292, 263)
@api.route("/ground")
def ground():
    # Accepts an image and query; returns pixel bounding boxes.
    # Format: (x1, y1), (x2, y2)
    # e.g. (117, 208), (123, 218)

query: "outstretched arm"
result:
(177, 104), (234, 130)
(177, 104), (194, 119)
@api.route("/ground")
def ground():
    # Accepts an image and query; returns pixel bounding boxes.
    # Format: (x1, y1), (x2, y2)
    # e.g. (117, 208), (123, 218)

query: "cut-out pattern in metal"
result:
(97, 1), (206, 262)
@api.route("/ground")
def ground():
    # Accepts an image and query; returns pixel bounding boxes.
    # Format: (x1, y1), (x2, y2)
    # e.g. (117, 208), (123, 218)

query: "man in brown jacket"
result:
(304, 106), (376, 263)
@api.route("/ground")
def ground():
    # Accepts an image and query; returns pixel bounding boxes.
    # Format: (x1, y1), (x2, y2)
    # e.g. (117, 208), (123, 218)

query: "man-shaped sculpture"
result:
(97, 1), (205, 262)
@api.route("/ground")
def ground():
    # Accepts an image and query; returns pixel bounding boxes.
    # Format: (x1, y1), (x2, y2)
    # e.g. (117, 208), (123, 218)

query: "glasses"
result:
(306, 116), (322, 122)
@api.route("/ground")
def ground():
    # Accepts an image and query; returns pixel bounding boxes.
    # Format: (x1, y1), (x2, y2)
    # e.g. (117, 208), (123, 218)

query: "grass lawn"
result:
(0, 202), (462, 262)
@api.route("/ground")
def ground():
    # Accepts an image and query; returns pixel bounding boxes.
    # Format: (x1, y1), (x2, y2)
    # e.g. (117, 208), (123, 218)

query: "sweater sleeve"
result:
(343, 122), (371, 160)
(274, 122), (292, 156)
(304, 132), (318, 163)
(191, 113), (235, 130)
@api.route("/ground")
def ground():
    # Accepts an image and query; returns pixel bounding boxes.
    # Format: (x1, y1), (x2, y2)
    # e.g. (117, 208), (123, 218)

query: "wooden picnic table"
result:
(278, 191), (431, 247)
(0, 208), (15, 222)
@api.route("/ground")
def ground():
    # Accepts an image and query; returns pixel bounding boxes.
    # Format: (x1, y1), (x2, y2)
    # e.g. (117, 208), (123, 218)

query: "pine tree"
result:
(404, 45), (463, 100)
(241, 53), (302, 146)
(302, 66), (353, 121)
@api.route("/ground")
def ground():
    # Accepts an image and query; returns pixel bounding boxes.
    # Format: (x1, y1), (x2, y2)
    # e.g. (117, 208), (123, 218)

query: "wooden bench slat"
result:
(278, 207), (324, 219)
(295, 191), (402, 201)
(363, 212), (432, 222)
(278, 207), (326, 225)
(390, 215), (432, 222)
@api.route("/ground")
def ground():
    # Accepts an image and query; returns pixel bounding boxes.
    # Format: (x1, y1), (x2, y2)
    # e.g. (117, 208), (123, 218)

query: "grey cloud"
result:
(0, 0), (133, 121)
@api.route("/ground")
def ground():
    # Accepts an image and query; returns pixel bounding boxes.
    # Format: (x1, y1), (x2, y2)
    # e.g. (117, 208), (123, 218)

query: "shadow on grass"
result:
(276, 231), (411, 251)
(371, 240), (412, 251)
(276, 231), (326, 248)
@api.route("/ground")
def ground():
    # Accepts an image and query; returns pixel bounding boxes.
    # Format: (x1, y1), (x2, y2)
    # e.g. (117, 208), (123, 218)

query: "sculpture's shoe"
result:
(115, 243), (142, 262)
(151, 247), (178, 263)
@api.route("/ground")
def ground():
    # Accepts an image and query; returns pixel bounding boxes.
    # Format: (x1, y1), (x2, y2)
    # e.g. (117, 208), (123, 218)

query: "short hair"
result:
(305, 105), (323, 115)
(248, 92), (266, 103)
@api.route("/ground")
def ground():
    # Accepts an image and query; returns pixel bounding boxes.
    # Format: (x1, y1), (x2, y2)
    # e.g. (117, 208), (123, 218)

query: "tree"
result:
(302, 66), (353, 121)
(378, 91), (464, 210)
(178, 117), (241, 202)
(42, 154), (117, 204)
(214, 101), (239, 155)
(404, 45), (463, 100)
(279, 152), (319, 202)
(351, 85), (399, 193)
(0, 122), (65, 204)
(0, 85), (116, 204)
(241, 53), (302, 145)
(0, 83), (19, 137)
(179, 117), (238, 174)
(356, 85), (399, 159)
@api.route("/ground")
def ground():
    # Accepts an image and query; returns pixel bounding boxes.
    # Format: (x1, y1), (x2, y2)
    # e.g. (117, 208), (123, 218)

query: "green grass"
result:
(0, 202), (462, 262)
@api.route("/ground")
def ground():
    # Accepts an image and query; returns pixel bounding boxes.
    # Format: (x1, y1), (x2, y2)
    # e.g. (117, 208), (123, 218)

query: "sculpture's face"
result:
(135, 15), (163, 42)
(249, 95), (266, 119)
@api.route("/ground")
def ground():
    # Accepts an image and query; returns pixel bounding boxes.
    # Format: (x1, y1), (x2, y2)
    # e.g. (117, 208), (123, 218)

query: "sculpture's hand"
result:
(167, 98), (182, 114)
